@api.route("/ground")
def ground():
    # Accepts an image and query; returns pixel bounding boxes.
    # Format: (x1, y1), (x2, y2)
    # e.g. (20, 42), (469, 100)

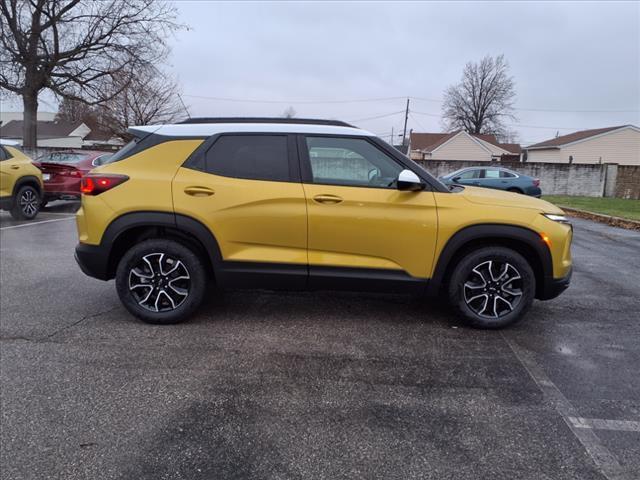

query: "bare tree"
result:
(0, 0), (182, 148)
(441, 55), (516, 139)
(281, 106), (296, 118)
(96, 67), (186, 138)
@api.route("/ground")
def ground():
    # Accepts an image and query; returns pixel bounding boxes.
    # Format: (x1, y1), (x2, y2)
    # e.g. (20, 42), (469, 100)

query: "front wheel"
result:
(115, 239), (207, 324)
(10, 185), (41, 220)
(448, 247), (535, 329)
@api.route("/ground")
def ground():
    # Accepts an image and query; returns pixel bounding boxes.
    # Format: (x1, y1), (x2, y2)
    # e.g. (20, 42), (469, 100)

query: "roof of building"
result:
(410, 131), (521, 154)
(0, 119), (84, 139)
(130, 121), (374, 138)
(527, 125), (636, 149)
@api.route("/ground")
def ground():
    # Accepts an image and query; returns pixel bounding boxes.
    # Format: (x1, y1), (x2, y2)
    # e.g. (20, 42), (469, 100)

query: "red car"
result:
(34, 150), (112, 206)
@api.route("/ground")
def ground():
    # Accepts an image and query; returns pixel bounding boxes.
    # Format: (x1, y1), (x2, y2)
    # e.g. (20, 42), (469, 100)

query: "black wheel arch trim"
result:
(78, 211), (224, 281)
(427, 223), (554, 298)
(12, 175), (43, 198)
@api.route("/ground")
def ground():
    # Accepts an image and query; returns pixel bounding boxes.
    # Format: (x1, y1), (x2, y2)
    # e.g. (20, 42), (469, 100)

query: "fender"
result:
(98, 211), (223, 278)
(427, 223), (553, 297)
(12, 175), (42, 197)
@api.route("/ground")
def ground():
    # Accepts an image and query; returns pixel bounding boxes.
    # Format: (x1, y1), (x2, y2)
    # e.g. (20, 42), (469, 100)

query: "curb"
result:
(559, 206), (640, 231)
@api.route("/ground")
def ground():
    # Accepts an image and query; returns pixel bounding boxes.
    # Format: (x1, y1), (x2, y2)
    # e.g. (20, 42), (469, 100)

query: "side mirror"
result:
(92, 157), (103, 167)
(452, 176), (461, 182)
(397, 169), (425, 191)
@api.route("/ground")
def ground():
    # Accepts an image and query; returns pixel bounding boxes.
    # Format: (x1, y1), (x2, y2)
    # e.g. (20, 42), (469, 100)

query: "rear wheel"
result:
(448, 247), (535, 328)
(507, 187), (523, 194)
(10, 185), (40, 220)
(115, 239), (207, 324)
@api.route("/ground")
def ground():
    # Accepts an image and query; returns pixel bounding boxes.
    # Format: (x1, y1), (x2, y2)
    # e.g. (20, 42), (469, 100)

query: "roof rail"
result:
(177, 117), (355, 128)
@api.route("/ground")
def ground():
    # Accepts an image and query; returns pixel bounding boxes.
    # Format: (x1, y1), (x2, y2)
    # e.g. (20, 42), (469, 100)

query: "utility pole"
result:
(391, 127), (394, 145)
(401, 98), (410, 146)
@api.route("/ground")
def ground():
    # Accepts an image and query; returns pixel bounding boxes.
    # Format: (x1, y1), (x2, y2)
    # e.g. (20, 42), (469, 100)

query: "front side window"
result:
(205, 135), (289, 182)
(305, 136), (403, 188)
(457, 169), (480, 180)
(0, 146), (8, 161)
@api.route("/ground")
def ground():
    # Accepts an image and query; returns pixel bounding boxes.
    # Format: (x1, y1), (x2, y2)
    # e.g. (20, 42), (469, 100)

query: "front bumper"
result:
(75, 242), (111, 280)
(538, 267), (572, 300)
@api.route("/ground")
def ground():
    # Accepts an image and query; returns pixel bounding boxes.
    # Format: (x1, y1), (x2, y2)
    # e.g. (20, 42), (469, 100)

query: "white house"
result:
(0, 118), (123, 150)
(0, 111), (56, 126)
(410, 131), (522, 162)
(525, 125), (640, 165)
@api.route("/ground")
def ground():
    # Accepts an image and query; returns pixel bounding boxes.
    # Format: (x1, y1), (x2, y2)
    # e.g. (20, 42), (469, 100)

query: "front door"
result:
(299, 135), (438, 289)
(172, 133), (307, 288)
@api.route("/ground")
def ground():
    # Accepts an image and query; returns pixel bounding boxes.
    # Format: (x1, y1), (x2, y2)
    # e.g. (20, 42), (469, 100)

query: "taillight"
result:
(81, 174), (129, 195)
(533, 179), (540, 187)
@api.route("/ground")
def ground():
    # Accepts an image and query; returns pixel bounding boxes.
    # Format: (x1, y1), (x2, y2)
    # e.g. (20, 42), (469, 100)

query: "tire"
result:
(115, 238), (207, 324)
(507, 187), (523, 194)
(10, 185), (40, 220)
(448, 246), (535, 329)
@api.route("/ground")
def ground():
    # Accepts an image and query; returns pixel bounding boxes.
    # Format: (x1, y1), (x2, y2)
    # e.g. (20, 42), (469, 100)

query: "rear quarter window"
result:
(204, 134), (290, 182)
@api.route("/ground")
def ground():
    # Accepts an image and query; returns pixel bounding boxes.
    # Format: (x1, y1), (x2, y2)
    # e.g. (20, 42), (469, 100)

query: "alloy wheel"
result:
(128, 253), (191, 312)
(19, 189), (38, 217)
(463, 260), (523, 319)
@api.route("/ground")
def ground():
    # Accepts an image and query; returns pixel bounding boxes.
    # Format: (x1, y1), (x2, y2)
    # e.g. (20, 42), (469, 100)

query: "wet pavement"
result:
(1, 203), (639, 480)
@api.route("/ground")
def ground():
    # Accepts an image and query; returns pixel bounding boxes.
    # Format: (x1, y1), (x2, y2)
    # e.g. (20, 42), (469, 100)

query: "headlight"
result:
(543, 213), (570, 224)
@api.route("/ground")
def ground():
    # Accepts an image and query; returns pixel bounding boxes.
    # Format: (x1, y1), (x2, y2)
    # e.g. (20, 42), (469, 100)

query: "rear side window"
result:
(205, 135), (289, 182)
(38, 152), (89, 164)
(500, 170), (516, 178)
(483, 169), (501, 179)
(101, 139), (139, 164)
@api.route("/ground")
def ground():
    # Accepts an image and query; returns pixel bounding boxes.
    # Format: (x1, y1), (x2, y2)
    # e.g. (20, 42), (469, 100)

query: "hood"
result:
(459, 186), (563, 214)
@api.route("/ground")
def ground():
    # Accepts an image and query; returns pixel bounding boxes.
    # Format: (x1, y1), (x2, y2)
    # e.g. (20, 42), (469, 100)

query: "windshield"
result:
(38, 152), (89, 164)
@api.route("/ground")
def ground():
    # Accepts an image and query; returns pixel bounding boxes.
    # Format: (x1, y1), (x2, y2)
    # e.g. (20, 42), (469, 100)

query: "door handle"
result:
(313, 194), (343, 204)
(10, 165), (19, 170)
(184, 186), (215, 197)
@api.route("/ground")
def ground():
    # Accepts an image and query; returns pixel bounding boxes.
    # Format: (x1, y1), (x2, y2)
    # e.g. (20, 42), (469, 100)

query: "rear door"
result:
(172, 133), (307, 287)
(299, 135), (438, 287)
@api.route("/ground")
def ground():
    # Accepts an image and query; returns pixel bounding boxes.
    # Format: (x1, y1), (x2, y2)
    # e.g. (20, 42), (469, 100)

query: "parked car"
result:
(74, 118), (572, 329)
(35, 150), (112, 206)
(439, 167), (541, 197)
(0, 142), (43, 220)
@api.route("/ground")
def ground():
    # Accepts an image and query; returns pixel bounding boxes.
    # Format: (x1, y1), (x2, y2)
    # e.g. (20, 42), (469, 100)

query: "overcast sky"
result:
(3, 1), (640, 145)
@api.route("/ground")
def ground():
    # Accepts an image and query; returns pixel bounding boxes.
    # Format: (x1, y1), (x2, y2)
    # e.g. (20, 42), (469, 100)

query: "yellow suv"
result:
(0, 143), (43, 220)
(75, 118), (572, 328)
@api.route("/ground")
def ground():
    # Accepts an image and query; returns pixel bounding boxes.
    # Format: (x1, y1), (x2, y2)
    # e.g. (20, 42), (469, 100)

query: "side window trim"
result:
(0, 146), (13, 161)
(297, 134), (409, 190)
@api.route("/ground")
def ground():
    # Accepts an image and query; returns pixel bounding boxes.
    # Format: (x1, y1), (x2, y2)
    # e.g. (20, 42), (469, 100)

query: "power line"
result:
(348, 110), (405, 123)
(182, 92), (639, 113)
(182, 94), (405, 105)
(409, 96), (639, 113)
(409, 112), (427, 131)
(411, 110), (442, 118)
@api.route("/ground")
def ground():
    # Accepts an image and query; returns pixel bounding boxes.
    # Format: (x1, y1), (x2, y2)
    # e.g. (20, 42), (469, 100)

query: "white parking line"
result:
(502, 333), (633, 480)
(569, 417), (640, 432)
(0, 216), (75, 231)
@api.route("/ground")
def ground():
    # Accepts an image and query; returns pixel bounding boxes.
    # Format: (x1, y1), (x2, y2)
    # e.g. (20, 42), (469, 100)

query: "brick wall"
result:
(415, 159), (610, 197)
(615, 166), (640, 200)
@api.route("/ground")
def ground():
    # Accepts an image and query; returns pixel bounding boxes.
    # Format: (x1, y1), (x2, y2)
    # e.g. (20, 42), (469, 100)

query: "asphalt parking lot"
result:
(1, 204), (639, 480)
